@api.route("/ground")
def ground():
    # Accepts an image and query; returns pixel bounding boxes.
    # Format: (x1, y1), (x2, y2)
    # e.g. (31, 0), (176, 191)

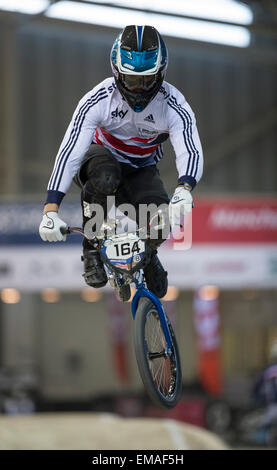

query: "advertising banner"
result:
(167, 198), (277, 246)
(0, 199), (276, 290)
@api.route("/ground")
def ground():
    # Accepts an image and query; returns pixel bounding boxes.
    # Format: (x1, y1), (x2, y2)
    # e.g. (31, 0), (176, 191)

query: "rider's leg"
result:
(119, 165), (170, 298)
(74, 144), (122, 288)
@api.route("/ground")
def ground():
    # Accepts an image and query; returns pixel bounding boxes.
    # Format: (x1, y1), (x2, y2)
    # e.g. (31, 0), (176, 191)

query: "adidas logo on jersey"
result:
(144, 114), (155, 123)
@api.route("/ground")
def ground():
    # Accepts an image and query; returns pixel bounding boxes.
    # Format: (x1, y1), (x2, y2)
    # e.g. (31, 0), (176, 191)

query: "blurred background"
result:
(0, 0), (277, 448)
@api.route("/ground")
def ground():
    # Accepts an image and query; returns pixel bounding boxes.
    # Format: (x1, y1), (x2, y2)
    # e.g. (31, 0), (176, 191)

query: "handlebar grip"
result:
(60, 226), (69, 235)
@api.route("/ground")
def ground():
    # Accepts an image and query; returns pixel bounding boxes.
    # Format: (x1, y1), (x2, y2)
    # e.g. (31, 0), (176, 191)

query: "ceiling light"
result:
(81, 288), (102, 302)
(0, 0), (49, 14)
(162, 286), (180, 301)
(41, 288), (60, 303)
(88, 0), (253, 25)
(1, 288), (21, 304)
(46, 2), (251, 48)
(198, 285), (219, 301)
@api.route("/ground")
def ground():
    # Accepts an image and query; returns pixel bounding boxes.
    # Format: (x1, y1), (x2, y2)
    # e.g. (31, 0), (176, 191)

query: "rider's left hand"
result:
(169, 185), (193, 227)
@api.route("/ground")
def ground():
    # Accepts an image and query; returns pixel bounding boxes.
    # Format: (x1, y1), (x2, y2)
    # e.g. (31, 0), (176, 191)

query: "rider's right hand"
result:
(39, 211), (67, 242)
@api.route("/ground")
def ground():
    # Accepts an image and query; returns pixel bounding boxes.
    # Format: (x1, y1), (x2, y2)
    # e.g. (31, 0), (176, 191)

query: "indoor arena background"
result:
(0, 0), (277, 450)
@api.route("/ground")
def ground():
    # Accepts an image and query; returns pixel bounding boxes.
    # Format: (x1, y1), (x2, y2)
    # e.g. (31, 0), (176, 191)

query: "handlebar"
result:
(60, 225), (145, 241)
(60, 207), (184, 239)
(60, 210), (167, 239)
(60, 226), (89, 238)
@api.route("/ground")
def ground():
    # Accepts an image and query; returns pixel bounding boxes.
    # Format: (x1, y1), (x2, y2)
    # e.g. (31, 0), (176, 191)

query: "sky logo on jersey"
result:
(159, 86), (170, 100)
(111, 106), (128, 119)
(144, 114), (155, 123)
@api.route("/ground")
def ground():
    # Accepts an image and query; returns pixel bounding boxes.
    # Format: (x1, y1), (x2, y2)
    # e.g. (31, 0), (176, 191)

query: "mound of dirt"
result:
(0, 412), (229, 450)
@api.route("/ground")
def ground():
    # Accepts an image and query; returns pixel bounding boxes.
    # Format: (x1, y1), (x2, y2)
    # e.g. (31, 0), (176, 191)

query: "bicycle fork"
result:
(131, 282), (173, 355)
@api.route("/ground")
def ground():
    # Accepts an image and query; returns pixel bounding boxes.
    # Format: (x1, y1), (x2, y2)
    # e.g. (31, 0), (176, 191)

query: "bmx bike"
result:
(61, 218), (182, 409)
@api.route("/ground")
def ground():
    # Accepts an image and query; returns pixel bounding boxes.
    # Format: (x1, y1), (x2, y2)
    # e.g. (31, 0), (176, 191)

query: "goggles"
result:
(121, 74), (158, 92)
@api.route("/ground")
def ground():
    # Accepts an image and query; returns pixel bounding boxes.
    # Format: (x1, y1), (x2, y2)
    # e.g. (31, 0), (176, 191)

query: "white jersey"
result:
(46, 77), (203, 204)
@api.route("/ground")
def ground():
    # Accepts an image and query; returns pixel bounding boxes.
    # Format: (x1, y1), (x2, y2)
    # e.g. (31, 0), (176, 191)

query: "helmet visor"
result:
(121, 74), (158, 93)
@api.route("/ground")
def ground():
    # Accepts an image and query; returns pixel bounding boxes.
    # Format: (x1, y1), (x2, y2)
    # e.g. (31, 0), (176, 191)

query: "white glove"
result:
(39, 212), (67, 242)
(169, 186), (193, 227)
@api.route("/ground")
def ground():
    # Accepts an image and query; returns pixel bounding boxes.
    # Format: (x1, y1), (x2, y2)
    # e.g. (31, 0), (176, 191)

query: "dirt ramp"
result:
(0, 413), (229, 450)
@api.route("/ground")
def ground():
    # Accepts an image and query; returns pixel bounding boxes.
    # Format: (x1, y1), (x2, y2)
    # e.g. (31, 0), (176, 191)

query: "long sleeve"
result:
(46, 85), (109, 204)
(167, 89), (203, 190)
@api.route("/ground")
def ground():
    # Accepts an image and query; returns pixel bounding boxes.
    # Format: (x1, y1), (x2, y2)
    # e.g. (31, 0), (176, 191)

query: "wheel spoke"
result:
(144, 309), (177, 399)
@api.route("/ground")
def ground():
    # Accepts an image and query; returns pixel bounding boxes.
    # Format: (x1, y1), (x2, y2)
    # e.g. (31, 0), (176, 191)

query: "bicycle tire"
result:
(134, 298), (182, 409)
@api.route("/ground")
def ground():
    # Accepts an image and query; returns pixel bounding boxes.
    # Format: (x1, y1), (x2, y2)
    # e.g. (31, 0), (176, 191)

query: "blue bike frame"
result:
(131, 277), (173, 355)
(63, 226), (173, 356)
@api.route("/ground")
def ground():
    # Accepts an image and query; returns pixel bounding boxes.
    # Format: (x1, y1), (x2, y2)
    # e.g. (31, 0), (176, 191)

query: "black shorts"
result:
(74, 145), (170, 209)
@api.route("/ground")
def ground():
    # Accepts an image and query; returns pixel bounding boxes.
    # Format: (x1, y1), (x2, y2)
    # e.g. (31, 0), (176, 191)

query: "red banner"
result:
(167, 198), (277, 246)
(193, 198), (277, 244)
(193, 286), (223, 396)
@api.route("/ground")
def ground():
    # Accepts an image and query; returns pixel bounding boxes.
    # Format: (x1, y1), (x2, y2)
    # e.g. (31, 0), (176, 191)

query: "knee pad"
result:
(85, 153), (122, 196)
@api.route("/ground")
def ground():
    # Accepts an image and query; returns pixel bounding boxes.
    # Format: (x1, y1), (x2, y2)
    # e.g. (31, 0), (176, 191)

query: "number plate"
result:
(102, 234), (145, 270)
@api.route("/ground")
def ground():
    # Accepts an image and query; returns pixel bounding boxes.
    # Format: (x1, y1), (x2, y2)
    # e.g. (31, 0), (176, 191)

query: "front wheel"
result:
(134, 299), (182, 409)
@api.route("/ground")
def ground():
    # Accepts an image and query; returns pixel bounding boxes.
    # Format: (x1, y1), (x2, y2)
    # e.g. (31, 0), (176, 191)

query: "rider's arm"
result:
(167, 88), (203, 191)
(43, 203), (59, 214)
(39, 83), (108, 242)
(45, 84), (108, 207)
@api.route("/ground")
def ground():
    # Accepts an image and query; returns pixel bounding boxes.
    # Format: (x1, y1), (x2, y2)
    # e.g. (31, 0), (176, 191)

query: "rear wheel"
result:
(134, 299), (182, 409)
